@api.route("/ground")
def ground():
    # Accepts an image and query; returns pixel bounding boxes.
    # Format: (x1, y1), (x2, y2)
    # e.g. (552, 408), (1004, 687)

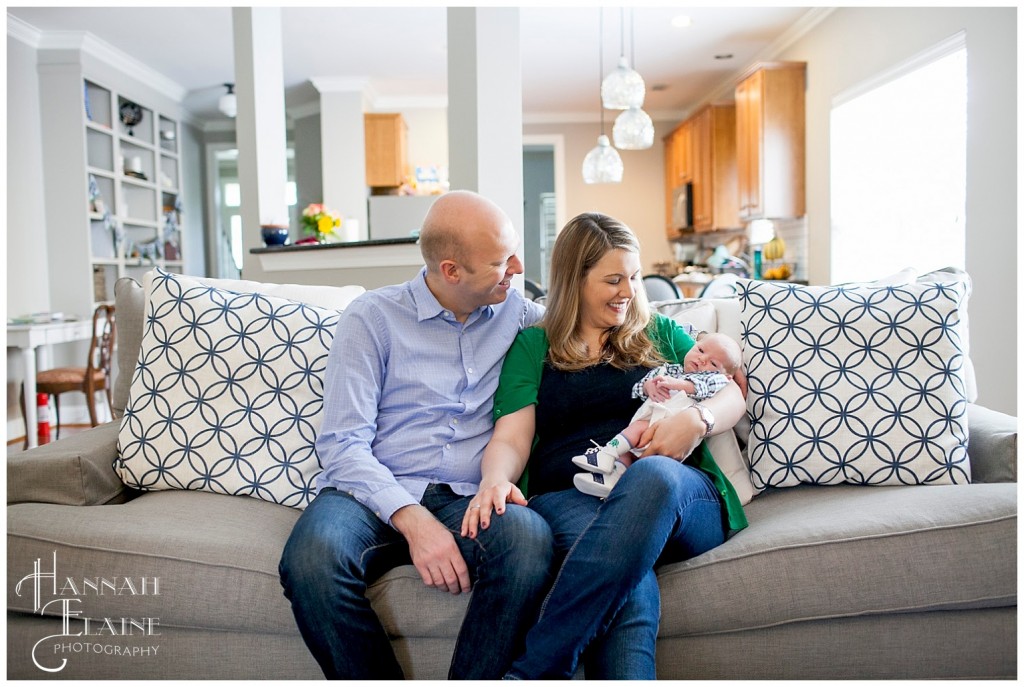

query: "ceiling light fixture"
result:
(583, 9), (623, 184)
(601, 8), (645, 110)
(671, 15), (692, 29)
(219, 83), (237, 118)
(612, 9), (654, 150)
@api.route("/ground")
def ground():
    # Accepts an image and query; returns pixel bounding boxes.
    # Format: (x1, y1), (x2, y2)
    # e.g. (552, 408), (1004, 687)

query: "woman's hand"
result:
(637, 407), (705, 460)
(461, 478), (527, 539)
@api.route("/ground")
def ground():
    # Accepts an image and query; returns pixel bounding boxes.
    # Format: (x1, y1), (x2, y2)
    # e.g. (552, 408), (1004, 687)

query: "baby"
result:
(573, 332), (743, 498)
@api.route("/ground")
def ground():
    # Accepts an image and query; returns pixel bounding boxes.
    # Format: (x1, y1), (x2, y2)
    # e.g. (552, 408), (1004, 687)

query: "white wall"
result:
(523, 120), (677, 275)
(774, 6), (1016, 413)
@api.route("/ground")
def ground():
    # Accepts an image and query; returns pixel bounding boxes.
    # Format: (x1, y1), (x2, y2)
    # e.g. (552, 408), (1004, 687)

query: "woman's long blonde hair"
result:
(543, 213), (665, 371)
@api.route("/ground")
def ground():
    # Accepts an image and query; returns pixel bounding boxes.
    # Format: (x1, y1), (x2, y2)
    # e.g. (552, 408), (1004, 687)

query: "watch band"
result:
(691, 403), (714, 437)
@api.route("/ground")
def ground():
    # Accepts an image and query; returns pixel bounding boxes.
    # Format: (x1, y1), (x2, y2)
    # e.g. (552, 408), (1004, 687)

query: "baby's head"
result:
(683, 333), (742, 377)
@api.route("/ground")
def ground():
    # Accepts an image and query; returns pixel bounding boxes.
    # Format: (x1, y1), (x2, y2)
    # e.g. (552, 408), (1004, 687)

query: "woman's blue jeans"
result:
(507, 456), (726, 679)
(279, 484), (554, 679)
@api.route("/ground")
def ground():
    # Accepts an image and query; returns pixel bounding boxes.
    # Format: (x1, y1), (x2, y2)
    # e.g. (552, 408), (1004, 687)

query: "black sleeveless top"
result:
(528, 362), (649, 495)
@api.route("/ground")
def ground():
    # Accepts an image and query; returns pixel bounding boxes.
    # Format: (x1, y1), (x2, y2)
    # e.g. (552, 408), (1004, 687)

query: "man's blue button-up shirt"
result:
(315, 269), (544, 525)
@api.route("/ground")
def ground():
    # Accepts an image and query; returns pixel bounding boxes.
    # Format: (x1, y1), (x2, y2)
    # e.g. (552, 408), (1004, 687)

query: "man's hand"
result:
(390, 504), (471, 594)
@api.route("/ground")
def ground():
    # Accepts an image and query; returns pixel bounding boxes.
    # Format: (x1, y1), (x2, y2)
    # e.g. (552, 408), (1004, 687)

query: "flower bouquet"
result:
(300, 203), (342, 242)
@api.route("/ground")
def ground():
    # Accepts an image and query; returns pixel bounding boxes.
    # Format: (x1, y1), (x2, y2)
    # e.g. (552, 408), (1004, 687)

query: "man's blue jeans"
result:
(279, 484), (553, 679)
(507, 456), (726, 679)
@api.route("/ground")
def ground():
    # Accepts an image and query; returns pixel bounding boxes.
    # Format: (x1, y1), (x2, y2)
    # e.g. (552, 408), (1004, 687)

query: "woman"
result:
(461, 213), (748, 679)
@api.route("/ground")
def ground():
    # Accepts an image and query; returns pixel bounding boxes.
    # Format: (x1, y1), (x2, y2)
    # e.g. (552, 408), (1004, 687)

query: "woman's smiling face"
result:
(580, 247), (642, 334)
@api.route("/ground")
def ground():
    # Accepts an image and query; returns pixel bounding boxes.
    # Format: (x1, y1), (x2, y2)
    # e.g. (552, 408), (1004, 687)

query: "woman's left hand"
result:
(460, 479), (527, 539)
(637, 407), (704, 460)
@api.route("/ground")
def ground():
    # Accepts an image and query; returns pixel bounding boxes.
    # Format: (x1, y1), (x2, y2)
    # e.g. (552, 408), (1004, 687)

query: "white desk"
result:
(7, 319), (94, 448)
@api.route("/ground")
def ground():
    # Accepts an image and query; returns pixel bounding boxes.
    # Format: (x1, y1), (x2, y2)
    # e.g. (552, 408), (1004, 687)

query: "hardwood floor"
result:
(7, 424), (93, 456)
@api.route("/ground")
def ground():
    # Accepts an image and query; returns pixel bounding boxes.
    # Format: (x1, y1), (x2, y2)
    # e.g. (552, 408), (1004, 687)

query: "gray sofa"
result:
(7, 275), (1017, 680)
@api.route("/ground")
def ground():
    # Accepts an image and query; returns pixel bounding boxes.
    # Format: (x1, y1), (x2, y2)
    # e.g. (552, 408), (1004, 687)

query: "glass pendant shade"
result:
(601, 56), (646, 110)
(582, 135), (624, 184)
(613, 107), (654, 150)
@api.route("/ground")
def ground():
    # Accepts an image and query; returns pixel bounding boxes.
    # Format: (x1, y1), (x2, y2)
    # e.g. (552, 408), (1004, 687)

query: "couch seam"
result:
(6, 532), (281, 579)
(667, 512), (1017, 573)
(668, 594), (1018, 637)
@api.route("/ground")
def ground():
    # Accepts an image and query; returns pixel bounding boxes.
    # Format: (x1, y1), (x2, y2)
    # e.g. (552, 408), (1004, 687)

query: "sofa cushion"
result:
(656, 482), (1017, 637)
(7, 489), (469, 639)
(740, 278), (971, 489)
(115, 269), (342, 509)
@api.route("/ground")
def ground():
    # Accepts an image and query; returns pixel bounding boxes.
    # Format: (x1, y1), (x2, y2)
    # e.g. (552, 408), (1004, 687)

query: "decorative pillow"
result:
(740, 278), (971, 489)
(116, 269), (343, 508)
(654, 298), (718, 336)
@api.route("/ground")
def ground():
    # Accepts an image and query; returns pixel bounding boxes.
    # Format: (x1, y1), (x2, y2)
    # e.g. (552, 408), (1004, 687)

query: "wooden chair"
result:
(21, 304), (116, 443)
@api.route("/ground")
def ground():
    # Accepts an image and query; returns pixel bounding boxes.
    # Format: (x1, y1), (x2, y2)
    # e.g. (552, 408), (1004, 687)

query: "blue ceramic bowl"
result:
(261, 225), (290, 246)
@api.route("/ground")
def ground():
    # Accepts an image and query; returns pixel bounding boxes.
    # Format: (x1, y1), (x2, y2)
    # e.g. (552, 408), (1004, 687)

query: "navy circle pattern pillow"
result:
(739, 278), (971, 489)
(116, 269), (341, 508)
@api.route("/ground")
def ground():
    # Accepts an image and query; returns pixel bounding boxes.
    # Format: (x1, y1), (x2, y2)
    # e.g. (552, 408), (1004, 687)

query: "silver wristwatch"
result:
(691, 403), (715, 437)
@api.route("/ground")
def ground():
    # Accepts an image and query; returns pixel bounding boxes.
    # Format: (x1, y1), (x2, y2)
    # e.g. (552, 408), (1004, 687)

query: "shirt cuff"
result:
(364, 485), (419, 527)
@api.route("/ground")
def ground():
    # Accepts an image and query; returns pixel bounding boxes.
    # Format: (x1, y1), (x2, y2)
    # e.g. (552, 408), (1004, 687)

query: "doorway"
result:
(522, 135), (566, 290)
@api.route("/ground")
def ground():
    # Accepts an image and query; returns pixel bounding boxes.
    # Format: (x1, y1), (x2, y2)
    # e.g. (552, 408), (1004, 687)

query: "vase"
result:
(261, 225), (290, 246)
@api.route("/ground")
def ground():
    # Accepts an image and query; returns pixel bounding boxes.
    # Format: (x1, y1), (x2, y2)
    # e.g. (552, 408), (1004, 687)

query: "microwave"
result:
(671, 182), (694, 231)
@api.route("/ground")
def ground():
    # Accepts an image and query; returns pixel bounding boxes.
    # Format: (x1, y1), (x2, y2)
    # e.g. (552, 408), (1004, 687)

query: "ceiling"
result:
(8, 6), (817, 124)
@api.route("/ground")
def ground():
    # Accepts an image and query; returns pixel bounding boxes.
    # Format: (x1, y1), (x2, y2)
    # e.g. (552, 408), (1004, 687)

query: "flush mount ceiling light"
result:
(219, 83), (237, 118)
(601, 8), (645, 110)
(671, 15), (693, 29)
(612, 9), (654, 150)
(583, 9), (623, 184)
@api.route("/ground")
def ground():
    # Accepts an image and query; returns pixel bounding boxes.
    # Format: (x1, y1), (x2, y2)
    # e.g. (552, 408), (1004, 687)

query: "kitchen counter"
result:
(249, 237), (422, 273)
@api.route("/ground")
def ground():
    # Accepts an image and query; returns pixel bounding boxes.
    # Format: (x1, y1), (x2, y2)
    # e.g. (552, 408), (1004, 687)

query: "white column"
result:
(232, 7), (289, 277)
(311, 78), (370, 242)
(446, 7), (524, 245)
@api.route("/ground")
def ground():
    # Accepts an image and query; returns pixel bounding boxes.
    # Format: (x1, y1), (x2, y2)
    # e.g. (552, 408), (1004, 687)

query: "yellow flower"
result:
(317, 215), (334, 235)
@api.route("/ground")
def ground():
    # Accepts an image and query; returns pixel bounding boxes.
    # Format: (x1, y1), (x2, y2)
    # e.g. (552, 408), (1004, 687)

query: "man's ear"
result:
(439, 259), (461, 284)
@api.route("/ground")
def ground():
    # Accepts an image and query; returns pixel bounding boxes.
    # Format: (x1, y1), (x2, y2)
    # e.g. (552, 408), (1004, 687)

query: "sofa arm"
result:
(967, 403), (1018, 483)
(6, 422), (135, 506)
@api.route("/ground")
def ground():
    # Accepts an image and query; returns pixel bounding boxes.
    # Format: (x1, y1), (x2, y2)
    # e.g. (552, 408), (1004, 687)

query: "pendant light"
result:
(601, 8), (645, 110)
(612, 10), (654, 150)
(583, 9), (624, 184)
(219, 83), (237, 118)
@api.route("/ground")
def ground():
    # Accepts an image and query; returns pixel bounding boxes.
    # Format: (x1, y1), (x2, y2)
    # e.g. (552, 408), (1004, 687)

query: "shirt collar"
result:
(410, 267), (495, 324)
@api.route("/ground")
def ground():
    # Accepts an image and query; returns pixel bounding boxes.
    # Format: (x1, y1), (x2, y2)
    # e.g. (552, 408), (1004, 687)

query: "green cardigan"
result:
(493, 313), (748, 533)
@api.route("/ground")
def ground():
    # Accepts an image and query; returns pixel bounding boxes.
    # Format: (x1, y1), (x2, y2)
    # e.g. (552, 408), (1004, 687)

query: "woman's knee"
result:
(481, 504), (554, 573)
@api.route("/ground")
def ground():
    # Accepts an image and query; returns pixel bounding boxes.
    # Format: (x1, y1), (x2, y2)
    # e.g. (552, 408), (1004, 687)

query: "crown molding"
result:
(371, 95), (448, 110)
(7, 14), (42, 47)
(309, 76), (371, 93)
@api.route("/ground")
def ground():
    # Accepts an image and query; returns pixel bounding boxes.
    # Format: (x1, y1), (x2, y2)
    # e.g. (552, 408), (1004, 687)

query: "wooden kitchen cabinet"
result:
(735, 62), (806, 220)
(691, 104), (739, 232)
(364, 113), (408, 188)
(664, 105), (739, 236)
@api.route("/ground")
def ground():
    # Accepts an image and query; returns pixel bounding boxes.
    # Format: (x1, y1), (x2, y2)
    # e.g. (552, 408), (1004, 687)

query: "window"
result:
(830, 35), (966, 284)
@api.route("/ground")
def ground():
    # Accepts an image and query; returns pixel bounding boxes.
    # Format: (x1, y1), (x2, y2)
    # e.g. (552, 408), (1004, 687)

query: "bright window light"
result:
(830, 39), (966, 284)
(230, 215), (243, 271)
(224, 182), (241, 208)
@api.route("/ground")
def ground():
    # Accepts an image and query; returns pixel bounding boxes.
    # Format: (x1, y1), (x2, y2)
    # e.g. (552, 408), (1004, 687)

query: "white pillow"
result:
(116, 269), (343, 508)
(739, 278), (971, 489)
(141, 270), (365, 311)
(655, 299), (718, 336)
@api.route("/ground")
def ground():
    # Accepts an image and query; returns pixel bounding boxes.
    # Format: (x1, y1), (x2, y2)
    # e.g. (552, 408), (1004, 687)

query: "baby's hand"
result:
(646, 376), (692, 402)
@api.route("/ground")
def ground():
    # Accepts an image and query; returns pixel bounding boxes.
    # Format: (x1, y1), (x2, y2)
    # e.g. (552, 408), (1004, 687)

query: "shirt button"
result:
(445, 443), (451, 450)
(452, 418), (459, 425)
(467, 367), (474, 374)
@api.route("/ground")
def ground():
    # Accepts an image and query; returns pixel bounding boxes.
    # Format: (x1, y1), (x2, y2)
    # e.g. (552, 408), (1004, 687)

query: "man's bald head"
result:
(419, 190), (511, 272)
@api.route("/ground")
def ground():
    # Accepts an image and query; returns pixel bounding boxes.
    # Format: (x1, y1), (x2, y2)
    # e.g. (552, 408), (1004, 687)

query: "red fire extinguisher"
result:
(36, 393), (51, 445)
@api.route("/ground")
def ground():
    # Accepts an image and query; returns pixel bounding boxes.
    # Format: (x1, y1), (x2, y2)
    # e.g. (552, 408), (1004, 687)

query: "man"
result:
(279, 190), (553, 679)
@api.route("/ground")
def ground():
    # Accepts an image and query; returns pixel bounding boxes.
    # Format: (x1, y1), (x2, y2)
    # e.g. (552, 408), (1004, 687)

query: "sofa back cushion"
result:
(114, 269), (363, 509)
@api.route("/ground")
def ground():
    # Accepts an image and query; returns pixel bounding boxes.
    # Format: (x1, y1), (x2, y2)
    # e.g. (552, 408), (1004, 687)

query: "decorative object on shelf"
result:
(601, 8), (645, 110)
(87, 174), (105, 214)
(583, 8), (624, 184)
(119, 100), (143, 136)
(261, 224), (290, 247)
(219, 83), (237, 118)
(163, 198), (182, 260)
(611, 9), (654, 150)
(300, 203), (342, 242)
(83, 82), (93, 122)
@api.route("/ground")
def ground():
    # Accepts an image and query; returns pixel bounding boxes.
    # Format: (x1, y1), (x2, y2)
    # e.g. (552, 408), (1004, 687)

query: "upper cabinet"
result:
(735, 62), (806, 221)
(663, 104), (739, 237)
(364, 113), (408, 189)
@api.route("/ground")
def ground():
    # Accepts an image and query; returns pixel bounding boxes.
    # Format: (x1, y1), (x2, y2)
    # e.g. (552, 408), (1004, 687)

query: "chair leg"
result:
(52, 394), (62, 440)
(19, 384), (27, 450)
(86, 388), (99, 427)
